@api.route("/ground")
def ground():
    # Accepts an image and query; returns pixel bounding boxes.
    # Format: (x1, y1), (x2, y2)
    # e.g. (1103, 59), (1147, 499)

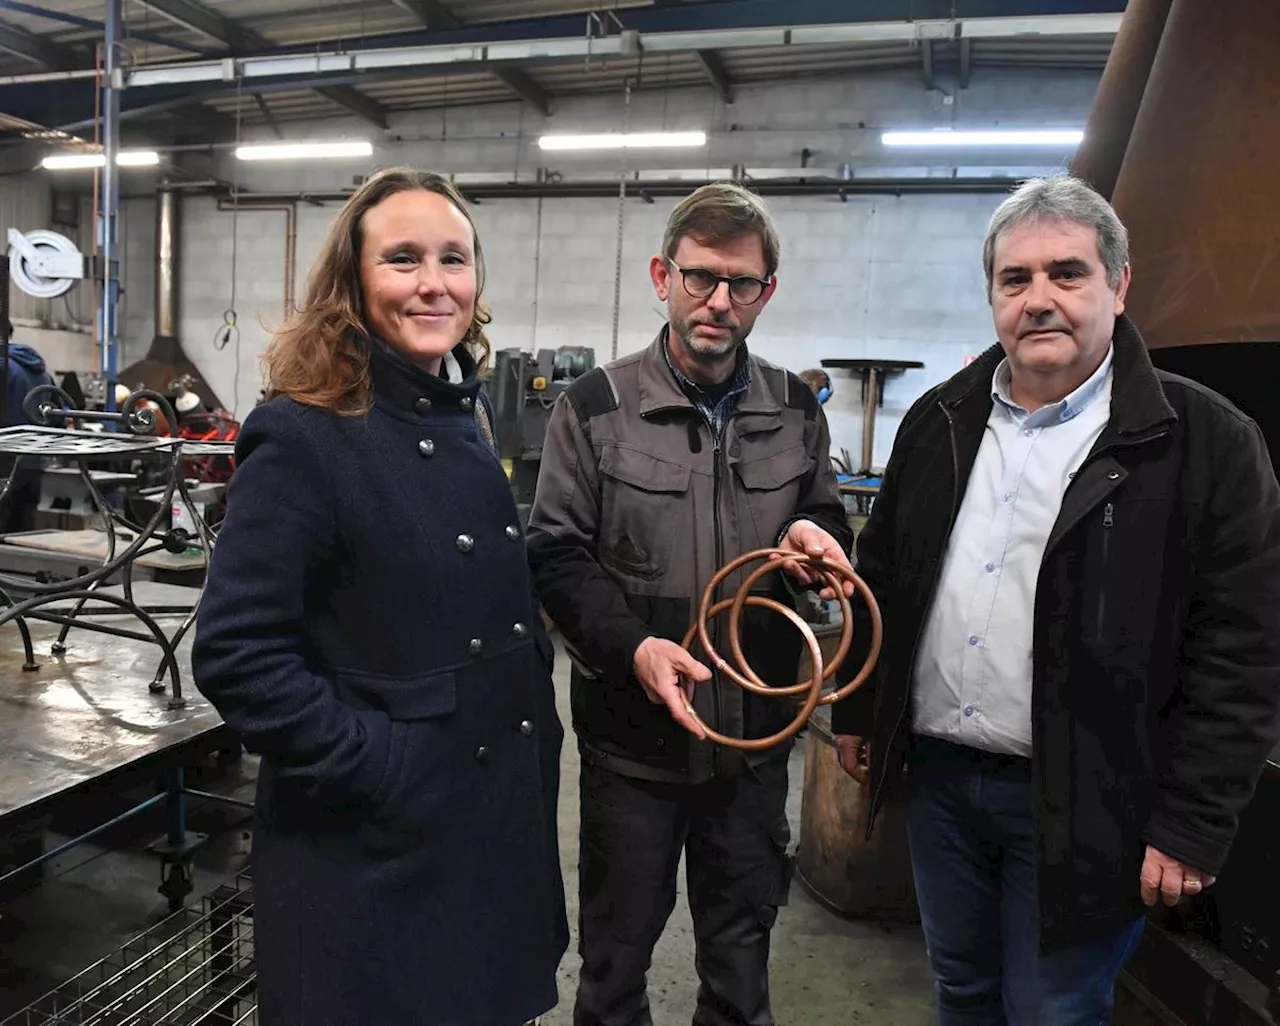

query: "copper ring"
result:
(677, 547), (883, 751)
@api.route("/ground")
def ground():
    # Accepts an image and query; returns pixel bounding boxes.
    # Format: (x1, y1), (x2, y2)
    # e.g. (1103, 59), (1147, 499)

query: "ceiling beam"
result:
(254, 93), (283, 139)
(695, 49), (732, 104)
(0, 19), (80, 70)
(314, 85), (389, 128)
(0, 0), (202, 52)
(492, 68), (549, 116)
(172, 102), (234, 133)
(132, 0), (386, 138)
(157, 101), (237, 145)
(389, 0), (458, 28)
(54, 64), (486, 131)
(131, 0), (261, 51)
(387, 0), (549, 115)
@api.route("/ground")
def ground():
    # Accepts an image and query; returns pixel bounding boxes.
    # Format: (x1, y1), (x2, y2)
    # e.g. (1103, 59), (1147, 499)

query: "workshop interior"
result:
(0, 1), (1276, 1023)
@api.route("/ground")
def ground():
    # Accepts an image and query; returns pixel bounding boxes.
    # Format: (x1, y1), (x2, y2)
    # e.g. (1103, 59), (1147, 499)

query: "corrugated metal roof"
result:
(971, 35), (1115, 68)
(209, 0), (420, 46)
(529, 53), (707, 95)
(721, 42), (921, 79)
(359, 73), (520, 111)
(0, 3), (1114, 132)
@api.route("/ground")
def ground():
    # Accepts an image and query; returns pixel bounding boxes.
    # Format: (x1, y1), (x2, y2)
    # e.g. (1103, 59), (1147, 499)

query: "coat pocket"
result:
(334, 668), (456, 721)
(732, 444), (814, 548)
(598, 445), (692, 579)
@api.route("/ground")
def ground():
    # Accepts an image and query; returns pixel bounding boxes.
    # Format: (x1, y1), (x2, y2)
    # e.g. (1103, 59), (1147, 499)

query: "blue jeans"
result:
(905, 737), (1144, 1025)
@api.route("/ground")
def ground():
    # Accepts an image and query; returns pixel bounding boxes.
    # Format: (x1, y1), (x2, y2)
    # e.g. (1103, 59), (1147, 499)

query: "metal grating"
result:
(0, 427), (235, 459)
(3, 875), (257, 1026)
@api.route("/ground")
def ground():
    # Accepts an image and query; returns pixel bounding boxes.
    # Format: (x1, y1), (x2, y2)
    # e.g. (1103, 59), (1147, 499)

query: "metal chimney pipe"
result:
(155, 185), (179, 341)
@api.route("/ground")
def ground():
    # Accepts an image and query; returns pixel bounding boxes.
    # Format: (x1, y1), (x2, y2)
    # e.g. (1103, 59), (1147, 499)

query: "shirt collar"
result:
(661, 329), (752, 399)
(991, 344), (1113, 427)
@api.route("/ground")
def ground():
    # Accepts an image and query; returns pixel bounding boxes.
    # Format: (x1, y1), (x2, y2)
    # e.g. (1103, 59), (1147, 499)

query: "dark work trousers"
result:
(574, 745), (794, 1026)
(906, 736), (1145, 1025)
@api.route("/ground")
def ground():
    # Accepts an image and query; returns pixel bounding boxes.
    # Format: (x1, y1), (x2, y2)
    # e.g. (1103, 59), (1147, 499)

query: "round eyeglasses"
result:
(669, 261), (770, 306)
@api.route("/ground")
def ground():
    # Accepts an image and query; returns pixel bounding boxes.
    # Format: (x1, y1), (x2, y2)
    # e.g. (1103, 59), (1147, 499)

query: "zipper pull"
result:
(1103, 502), (1114, 528)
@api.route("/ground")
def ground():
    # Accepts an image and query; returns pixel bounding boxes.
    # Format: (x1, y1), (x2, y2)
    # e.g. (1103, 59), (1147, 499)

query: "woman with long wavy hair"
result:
(193, 167), (567, 1026)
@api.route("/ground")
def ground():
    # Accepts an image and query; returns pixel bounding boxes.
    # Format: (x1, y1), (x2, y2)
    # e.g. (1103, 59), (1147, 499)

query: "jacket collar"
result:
(940, 314), (1177, 439)
(638, 325), (782, 418)
(369, 338), (482, 416)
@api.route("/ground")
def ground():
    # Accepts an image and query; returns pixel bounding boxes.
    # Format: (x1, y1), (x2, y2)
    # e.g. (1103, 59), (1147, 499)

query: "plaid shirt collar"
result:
(661, 327), (752, 439)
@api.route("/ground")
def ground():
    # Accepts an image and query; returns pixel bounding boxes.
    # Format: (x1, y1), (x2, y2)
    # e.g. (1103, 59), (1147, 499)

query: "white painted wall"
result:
(34, 66), (1099, 465)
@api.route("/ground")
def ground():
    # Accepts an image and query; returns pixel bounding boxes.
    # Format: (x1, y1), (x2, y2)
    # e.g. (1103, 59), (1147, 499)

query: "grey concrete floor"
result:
(0, 640), (937, 1024)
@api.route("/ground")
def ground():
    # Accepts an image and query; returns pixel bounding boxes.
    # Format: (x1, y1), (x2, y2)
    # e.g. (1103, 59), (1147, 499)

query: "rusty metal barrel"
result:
(1072, 0), (1280, 1017)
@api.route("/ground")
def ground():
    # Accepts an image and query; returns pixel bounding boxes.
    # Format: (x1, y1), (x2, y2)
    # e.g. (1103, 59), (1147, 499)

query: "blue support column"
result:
(100, 0), (122, 416)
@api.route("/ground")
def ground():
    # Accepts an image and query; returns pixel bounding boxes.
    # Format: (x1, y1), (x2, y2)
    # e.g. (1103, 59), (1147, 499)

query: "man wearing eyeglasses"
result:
(528, 182), (854, 1026)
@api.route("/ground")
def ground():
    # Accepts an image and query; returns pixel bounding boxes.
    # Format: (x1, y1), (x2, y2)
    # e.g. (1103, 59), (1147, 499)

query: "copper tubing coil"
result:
(678, 547), (883, 751)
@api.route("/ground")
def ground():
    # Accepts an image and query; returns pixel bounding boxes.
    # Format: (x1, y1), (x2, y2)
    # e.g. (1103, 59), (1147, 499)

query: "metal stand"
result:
(819, 358), (924, 475)
(0, 400), (232, 708)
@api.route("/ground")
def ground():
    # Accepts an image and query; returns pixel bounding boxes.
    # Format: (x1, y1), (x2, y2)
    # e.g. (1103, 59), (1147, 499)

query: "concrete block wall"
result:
(112, 67), (1100, 465)
(119, 187), (998, 467)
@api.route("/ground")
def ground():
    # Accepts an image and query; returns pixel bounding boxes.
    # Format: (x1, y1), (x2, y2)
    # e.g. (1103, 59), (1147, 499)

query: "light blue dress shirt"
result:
(911, 346), (1114, 757)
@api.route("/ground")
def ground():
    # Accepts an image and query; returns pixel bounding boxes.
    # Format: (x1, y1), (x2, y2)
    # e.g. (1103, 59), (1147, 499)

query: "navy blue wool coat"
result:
(193, 342), (568, 1026)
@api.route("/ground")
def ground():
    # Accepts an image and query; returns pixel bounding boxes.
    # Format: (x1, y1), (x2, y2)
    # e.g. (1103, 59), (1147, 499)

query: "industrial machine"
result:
(487, 345), (595, 523)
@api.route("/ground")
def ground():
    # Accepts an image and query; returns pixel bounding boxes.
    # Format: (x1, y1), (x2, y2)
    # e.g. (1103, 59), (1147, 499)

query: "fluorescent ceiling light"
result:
(881, 129), (1084, 147)
(118, 150), (161, 166)
(41, 149), (160, 169)
(235, 141), (373, 161)
(538, 131), (707, 151)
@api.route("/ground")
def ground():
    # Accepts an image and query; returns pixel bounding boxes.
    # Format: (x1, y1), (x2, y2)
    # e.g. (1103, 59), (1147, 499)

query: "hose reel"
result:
(6, 228), (87, 300)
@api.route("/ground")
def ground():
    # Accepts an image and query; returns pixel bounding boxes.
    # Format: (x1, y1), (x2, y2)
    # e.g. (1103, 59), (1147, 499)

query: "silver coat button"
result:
(519, 720), (534, 736)
(456, 534), (474, 553)
(475, 746), (488, 761)
(505, 525), (520, 541)
(513, 622), (528, 639)
(469, 638), (483, 656)
(459, 396), (474, 412)
(418, 438), (435, 457)
(414, 397), (432, 415)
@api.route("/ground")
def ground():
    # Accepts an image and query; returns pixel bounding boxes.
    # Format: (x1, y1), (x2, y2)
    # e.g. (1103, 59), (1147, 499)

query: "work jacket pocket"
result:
(599, 445), (693, 579)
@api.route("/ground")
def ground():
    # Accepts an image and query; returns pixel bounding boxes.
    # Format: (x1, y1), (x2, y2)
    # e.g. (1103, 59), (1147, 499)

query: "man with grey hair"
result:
(832, 174), (1280, 1022)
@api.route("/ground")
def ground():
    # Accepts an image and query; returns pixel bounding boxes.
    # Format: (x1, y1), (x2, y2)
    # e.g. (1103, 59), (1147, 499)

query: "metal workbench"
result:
(0, 402), (260, 1024)
(0, 416), (245, 916)
(0, 583), (245, 912)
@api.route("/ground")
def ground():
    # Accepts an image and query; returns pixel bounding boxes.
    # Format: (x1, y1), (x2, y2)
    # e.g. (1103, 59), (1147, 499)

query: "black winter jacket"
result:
(832, 315), (1280, 952)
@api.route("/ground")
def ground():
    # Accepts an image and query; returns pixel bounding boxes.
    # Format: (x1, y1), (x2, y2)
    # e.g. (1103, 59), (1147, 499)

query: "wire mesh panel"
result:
(0, 427), (173, 459)
(160, 441), (236, 458)
(4, 876), (257, 1026)
(0, 429), (235, 460)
